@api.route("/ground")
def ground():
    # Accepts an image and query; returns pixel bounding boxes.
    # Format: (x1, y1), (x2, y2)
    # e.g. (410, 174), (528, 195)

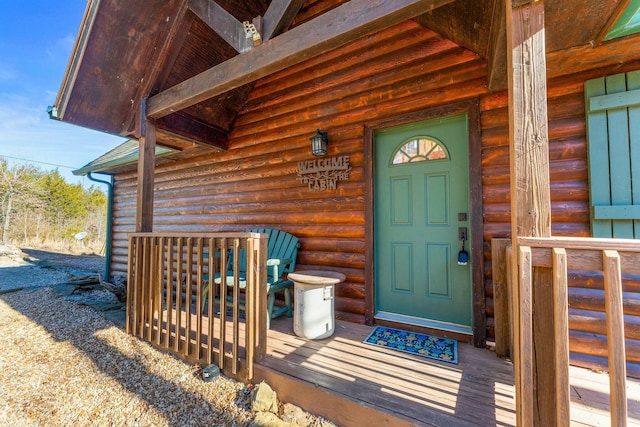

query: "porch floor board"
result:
(152, 309), (640, 426)
(257, 317), (640, 427)
(258, 317), (515, 427)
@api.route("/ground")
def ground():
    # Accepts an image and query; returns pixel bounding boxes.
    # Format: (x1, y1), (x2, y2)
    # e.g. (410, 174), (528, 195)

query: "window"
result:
(585, 70), (640, 238)
(391, 137), (449, 165)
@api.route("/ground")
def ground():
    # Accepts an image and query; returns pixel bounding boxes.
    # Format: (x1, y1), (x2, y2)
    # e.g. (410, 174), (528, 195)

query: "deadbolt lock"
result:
(458, 227), (468, 241)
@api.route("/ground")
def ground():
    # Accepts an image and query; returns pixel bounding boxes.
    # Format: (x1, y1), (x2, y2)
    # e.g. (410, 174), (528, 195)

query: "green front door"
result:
(374, 114), (472, 333)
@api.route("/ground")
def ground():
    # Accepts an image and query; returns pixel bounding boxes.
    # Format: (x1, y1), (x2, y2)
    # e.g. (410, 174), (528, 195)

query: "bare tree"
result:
(0, 159), (40, 243)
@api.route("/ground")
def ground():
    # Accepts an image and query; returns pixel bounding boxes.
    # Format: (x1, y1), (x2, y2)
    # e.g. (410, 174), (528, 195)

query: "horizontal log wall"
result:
(481, 62), (640, 374)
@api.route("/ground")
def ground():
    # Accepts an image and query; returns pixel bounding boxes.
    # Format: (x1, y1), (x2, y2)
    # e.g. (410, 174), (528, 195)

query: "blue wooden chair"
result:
(203, 228), (300, 329)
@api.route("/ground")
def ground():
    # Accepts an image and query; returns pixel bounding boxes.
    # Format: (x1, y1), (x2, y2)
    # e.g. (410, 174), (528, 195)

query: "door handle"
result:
(458, 227), (469, 266)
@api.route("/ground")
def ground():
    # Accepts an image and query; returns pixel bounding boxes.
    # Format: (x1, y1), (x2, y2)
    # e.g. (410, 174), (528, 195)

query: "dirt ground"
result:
(0, 245), (334, 427)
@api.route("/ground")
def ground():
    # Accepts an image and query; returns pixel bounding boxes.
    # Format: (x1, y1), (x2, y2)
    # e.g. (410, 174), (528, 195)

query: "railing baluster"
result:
(141, 237), (150, 339)
(206, 237), (215, 365)
(602, 250), (628, 427)
(517, 245), (534, 427)
(231, 238), (240, 375)
(552, 248), (570, 425)
(165, 237), (173, 349)
(175, 238), (183, 353)
(150, 237), (159, 344)
(219, 238), (227, 371)
(136, 236), (144, 337)
(195, 238), (204, 360)
(184, 238), (193, 357)
(156, 237), (165, 346)
(126, 236), (135, 335)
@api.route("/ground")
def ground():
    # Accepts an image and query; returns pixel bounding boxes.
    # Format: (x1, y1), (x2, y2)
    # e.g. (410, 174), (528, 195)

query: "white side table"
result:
(288, 271), (346, 339)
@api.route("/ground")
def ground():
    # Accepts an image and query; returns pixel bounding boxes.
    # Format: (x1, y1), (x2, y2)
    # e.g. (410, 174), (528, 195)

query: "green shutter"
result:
(585, 70), (640, 238)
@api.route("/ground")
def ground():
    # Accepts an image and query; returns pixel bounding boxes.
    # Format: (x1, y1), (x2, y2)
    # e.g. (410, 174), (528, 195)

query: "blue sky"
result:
(0, 1), (125, 186)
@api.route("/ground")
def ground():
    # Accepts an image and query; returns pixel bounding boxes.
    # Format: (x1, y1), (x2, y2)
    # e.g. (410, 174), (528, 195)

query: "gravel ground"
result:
(0, 245), (334, 426)
(0, 246), (101, 292)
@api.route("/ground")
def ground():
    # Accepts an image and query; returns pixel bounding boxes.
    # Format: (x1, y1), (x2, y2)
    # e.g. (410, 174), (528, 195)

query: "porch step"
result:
(253, 363), (432, 427)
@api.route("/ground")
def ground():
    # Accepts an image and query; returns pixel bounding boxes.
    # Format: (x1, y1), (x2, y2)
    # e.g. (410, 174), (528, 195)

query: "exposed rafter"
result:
(189, 0), (256, 53)
(262, 0), (306, 40)
(487, 0), (507, 92)
(126, 0), (192, 137)
(147, 0), (455, 119)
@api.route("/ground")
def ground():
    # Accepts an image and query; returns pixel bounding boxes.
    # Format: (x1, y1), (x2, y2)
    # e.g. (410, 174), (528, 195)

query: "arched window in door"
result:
(391, 136), (449, 165)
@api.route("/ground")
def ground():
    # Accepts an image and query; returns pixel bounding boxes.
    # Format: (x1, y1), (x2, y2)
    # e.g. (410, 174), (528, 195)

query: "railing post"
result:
(246, 236), (257, 380)
(552, 248), (570, 425)
(255, 234), (268, 360)
(516, 245), (534, 426)
(492, 238), (512, 358)
(603, 250), (628, 426)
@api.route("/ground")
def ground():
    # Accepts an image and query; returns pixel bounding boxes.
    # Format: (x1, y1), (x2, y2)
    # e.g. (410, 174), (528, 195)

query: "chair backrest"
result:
(249, 228), (300, 275)
(229, 229), (300, 278)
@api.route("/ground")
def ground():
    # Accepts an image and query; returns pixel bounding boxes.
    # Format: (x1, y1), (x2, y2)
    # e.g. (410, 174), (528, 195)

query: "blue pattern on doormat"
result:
(363, 326), (458, 364)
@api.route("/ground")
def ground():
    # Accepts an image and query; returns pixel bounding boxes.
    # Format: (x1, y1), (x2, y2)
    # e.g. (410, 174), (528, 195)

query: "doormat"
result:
(363, 326), (458, 364)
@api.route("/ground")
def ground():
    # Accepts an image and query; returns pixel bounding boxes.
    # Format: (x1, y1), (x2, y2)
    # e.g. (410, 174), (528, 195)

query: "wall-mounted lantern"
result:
(310, 129), (328, 156)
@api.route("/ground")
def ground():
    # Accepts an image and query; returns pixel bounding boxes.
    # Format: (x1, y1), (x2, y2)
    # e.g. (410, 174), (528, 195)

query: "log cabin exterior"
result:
(52, 0), (640, 424)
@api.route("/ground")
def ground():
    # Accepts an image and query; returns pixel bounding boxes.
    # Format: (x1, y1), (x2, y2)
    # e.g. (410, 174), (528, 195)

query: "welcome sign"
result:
(297, 155), (351, 191)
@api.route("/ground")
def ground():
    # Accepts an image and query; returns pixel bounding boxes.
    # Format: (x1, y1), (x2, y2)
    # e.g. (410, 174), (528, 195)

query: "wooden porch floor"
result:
(256, 316), (640, 427)
(153, 307), (640, 426)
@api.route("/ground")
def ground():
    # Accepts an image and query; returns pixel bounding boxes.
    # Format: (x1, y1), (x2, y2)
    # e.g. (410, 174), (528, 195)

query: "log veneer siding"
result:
(107, 20), (640, 368)
(482, 61), (640, 375)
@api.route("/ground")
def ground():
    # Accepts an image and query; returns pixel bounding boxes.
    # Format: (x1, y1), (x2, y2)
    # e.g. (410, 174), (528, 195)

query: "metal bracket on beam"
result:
(244, 18), (262, 46)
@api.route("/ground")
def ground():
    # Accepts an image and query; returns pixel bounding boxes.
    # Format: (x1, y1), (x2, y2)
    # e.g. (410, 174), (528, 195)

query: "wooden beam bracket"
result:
(244, 18), (263, 47)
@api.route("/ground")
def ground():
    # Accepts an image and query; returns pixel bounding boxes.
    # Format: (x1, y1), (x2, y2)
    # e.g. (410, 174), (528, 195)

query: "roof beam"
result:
(157, 111), (229, 150)
(262, 0), (306, 40)
(546, 33), (640, 79)
(189, 0), (254, 53)
(487, 0), (507, 92)
(148, 0), (455, 119)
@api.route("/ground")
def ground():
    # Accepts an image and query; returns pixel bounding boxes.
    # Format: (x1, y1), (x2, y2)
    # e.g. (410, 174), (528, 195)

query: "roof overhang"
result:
(54, 0), (640, 149)
(72, 139), (179, 176)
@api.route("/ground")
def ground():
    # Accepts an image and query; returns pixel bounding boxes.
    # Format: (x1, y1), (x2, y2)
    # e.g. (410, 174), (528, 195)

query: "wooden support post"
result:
(136, 99), (155, 233)
(505, 1), (555, 425)
(492, 238), (512, 358)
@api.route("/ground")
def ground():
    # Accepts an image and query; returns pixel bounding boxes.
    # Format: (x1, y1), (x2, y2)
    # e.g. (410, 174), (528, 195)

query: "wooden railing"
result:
(126, 232), (268, 381)
(501, 236), (640, 426)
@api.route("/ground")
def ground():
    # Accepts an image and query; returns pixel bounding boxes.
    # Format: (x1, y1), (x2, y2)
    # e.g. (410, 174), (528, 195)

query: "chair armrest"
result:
(266, 258), (293, 279)
(266, 258), (293, 266)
